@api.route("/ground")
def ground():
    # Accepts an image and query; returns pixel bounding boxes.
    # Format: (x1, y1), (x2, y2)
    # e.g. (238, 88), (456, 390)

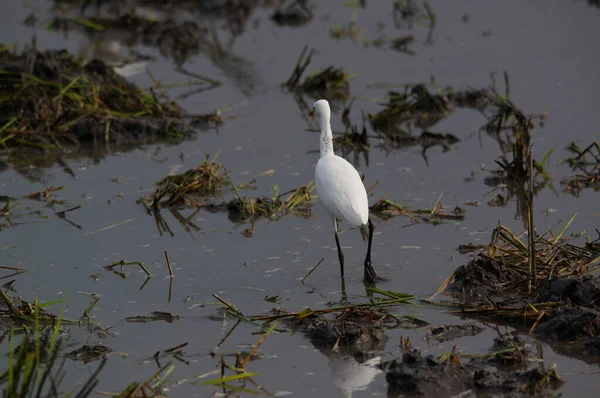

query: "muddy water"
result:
(1, 0), (600, 396)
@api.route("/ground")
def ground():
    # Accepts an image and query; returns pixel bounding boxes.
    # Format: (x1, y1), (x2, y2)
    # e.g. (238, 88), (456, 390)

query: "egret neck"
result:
(319, 112), (334, 157)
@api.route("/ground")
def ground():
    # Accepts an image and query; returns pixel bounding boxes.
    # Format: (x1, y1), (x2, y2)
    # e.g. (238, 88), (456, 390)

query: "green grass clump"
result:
(0, 292), (104, 397)
(0, 47), (190, 150)
(146, 154), (228, 209)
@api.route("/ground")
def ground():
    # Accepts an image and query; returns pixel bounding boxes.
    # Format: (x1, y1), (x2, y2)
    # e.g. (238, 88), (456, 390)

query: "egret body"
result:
(310, 99), (377, 283)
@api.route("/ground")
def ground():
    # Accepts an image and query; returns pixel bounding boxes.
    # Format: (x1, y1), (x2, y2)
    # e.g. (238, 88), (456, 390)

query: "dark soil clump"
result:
(441, 223), (600, 363)
(537, 275), (600, 308)
(534, 305), (600, 341)
(448, 256), (512, 300)
(290, 307), (390, 348)
(382, 347), (562, 397)
(426, 323), (484, 343)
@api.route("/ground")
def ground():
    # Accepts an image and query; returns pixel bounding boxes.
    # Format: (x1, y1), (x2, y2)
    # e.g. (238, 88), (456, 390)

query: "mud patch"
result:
(382, 341), (562, 397)
(439, 222), (600, 364)
(447, 256), (512, 300)
(426, 323), (484, 343)
(290, 307), (392, 349)
(534, 306), (600, 341)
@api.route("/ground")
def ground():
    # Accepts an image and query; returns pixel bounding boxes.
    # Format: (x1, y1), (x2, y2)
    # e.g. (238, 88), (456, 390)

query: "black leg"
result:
(333, 218), (345, 278)
(363, 218), (377, 283)
(334, 229), (345, 278)
(340, 278), (348, 303)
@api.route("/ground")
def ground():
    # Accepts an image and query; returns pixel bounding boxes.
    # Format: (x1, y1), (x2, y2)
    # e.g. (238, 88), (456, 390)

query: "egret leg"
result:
(363, 218), (377, 283)
(333, 218), (345, 278)
(340, 278), (348, 304)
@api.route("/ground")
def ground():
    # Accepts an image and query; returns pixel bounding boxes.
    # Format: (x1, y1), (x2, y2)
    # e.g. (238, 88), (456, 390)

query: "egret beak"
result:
(308, 109), (315, 116)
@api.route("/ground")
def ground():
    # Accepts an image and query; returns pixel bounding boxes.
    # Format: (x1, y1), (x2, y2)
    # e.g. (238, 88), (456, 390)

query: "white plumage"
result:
(315, 155), (368, 227)
(310, 99), (377, 283)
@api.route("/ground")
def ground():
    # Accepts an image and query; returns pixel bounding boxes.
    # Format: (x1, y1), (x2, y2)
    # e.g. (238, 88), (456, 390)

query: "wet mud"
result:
(445, 234), (600, 365)
(382, 342), (562, 397)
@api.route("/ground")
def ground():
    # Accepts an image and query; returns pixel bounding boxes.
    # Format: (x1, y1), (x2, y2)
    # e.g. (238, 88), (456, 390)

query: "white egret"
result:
(309, 99), (377, 283)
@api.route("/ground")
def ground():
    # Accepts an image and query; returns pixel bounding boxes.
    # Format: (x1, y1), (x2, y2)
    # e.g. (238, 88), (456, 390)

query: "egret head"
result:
(308, 99), (331, 120)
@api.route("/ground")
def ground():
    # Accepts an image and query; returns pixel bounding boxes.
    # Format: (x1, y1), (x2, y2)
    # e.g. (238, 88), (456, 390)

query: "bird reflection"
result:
(312, 336), (386, 397)
(329, 354), (382, 398)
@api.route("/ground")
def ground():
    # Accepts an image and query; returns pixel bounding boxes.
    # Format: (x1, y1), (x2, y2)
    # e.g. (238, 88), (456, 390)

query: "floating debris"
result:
(330, 17), (365, 43)
(125, 311), (179, 323)
(369, 197), (465, 224)
(104, 259), (151, 278)
(65, 344), (112, 364)
(271, 0), (313, 27)
(561, 141), (600, 196)
(457, 243), (487, 255)
(24, 186), (63, 201)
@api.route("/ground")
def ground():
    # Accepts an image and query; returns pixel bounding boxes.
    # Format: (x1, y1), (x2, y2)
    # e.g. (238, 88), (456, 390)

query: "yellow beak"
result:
(308, 109), (315, 116)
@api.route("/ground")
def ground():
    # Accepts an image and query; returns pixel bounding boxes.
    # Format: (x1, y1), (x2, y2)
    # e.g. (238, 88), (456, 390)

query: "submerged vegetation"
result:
(562, 141), (600, 196)
(46, 13), (208, 67)
(368, 83), (488, 131)
(286, 46), (352, 102)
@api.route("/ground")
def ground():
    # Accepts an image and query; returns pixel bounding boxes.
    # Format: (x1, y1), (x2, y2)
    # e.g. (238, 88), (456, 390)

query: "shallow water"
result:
(1, 0), (600, 396)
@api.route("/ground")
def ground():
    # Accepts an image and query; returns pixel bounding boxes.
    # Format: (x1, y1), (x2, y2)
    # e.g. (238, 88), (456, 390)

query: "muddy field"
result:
(1, 0), (600, 397)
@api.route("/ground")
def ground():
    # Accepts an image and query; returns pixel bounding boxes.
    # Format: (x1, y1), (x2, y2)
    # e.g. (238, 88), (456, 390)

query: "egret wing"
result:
(315, 155), (369, 227)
